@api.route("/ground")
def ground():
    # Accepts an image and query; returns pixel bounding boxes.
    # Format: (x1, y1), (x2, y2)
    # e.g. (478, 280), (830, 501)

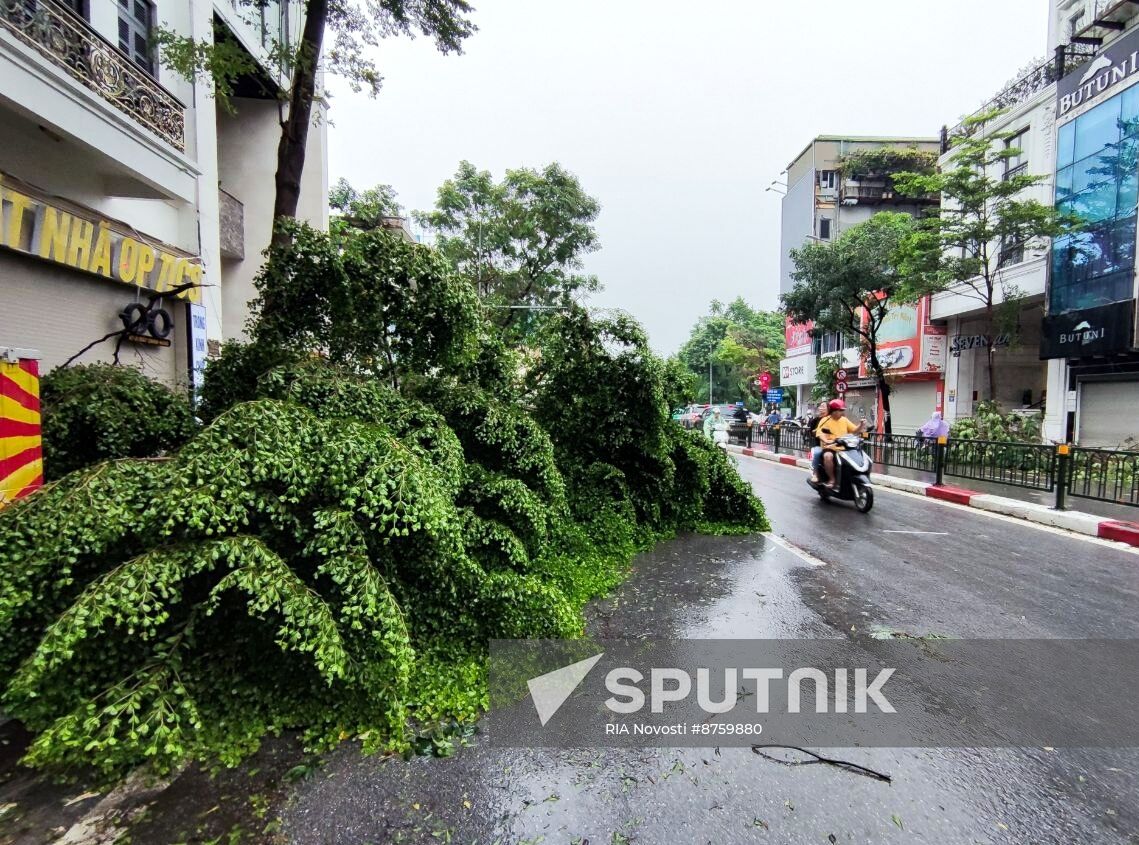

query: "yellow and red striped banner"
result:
(0, 357), (43, 507)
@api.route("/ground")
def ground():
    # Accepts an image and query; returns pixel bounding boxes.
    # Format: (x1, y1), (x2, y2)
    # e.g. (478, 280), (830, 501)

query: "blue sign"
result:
(765, 388), (784, 403)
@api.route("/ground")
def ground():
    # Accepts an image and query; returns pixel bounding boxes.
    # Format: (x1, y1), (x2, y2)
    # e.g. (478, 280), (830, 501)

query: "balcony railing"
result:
(0, 0), (184, 151)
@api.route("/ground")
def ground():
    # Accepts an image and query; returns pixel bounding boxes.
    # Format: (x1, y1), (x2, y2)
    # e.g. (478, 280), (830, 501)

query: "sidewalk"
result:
(724, 442), (1139, 550)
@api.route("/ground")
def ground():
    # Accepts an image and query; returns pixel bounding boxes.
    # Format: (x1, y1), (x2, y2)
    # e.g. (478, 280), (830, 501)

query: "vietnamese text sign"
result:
(0, 173), (201, 302)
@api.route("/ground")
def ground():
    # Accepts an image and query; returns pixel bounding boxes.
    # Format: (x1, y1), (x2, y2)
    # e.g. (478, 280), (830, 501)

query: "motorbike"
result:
(806, 434), (874, 513)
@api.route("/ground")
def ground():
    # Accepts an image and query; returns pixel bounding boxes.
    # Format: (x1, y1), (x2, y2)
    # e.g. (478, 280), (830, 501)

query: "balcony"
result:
(218, 187), (245, 259)
(0, 0), (184, 151)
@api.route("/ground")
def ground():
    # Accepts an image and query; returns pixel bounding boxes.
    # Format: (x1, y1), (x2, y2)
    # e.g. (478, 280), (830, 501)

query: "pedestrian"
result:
(916, 410), (950, 444)
(703, 406), (722, 440)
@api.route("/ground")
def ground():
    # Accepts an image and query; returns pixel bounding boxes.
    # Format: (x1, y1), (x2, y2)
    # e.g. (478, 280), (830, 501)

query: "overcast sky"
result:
(326, 0), (1049, 355)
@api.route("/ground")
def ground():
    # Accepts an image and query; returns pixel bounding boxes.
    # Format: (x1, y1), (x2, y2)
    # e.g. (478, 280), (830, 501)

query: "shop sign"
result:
(1040, 301), (1134, 359)
(779, 355), (816, 386)
(921, 325), (947, 372)
(950, 334), (1010, 357)
(1057, 25), (1139, 121)
(859, 300), (922, 377)
(0, 173), (201, 302)
(784, 318), (814, 357)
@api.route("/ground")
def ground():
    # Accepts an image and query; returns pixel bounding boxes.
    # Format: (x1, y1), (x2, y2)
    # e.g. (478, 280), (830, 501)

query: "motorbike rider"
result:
(732, 401), (749, 423)
(806, 400), (829, 484)
(815, 399), (868, 491)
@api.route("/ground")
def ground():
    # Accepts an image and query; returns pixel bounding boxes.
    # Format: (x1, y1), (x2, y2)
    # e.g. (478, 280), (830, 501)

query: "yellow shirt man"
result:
(815, 414), (860, 445)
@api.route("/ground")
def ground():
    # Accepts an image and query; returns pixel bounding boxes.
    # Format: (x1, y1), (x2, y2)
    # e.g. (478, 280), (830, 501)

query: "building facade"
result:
(1040, 0), (1139, 448)
(0, 0), (328, 390)
(778, 135), (941, 424)
(932, 71), (1058, 433)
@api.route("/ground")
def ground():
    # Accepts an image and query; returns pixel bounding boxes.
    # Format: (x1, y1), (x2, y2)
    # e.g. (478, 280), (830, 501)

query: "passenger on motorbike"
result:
(815, 399), (868, 491)
(806, 400), (829, 484)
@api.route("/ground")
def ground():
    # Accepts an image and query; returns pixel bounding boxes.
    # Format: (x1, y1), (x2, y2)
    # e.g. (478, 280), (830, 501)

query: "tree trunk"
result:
(984, 302), (998, 402)
(869, 349), (893, 439)
(271, 0), (328, 246)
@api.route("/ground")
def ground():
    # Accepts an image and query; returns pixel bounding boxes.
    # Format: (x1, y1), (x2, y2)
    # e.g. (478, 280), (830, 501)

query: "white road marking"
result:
(732, 451), (1139, 554)
(763, 532), (827, 567)
(882, 530), (949, 535)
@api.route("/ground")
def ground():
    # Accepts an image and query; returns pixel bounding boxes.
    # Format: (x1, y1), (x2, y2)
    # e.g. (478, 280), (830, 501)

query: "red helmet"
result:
(827, 399), (846, 411)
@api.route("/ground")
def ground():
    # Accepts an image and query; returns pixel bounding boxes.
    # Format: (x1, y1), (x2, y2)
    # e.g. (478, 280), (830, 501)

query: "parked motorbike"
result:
(806, 435), (874, 513)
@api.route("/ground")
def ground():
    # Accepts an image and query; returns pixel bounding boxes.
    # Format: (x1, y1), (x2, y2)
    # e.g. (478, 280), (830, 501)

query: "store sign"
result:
(785, 318), (814, 357)
(859, 300), (925, 377)
(1040, 301), (1134, 359)
(950, 333), (1011, 357)
(1057, 26), (1139, 120)
(922, 325), (947, 372)
(0, 173), (201, 302)
(779, 355), (816, 386)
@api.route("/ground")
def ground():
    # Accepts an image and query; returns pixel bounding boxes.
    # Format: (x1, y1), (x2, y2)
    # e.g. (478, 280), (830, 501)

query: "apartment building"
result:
(778, 135), (942, 430)
(0, 0), (328, 392)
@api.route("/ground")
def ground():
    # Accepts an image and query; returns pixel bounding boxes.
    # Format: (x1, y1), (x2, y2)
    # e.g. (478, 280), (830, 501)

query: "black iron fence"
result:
(732, 422), (1139, 510)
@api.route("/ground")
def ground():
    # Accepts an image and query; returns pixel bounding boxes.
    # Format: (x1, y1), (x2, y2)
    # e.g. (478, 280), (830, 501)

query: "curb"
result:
(724, 443), (1139, 549)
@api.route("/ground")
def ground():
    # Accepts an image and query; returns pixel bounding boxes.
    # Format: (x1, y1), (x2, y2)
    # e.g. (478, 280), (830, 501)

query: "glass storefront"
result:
(1051, 86), (1139, 314)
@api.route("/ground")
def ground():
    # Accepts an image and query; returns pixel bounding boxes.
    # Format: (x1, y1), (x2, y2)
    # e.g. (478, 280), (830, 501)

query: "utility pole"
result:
(708, 360), (713, 404)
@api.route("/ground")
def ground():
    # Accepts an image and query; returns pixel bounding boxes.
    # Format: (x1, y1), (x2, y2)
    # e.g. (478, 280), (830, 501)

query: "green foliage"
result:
(892, 108), (1079, 401)
(39, 364), (197, 480)
(949, 400), (1043, 443)
(660, 355), (699, 409)
(1, 222), (768, 779)
(676, 298), (784, 407)
(249, 220), (481, 389)
(783, 213), (916, 435)
(837, 146), (937, 179)
(812, 354), (841, 403)
(158, 0), (476, 110)
(329, 177), (403, 236)
(417, 161), (601, 339)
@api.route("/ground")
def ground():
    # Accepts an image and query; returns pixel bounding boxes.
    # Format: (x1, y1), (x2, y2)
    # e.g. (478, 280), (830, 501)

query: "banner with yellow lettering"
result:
(0, 172), (201, 302)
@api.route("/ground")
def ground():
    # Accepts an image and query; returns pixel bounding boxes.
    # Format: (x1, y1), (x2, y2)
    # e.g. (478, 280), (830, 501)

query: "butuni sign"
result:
(1057, 26), (1139, 120)
(0, 173), (201, 302)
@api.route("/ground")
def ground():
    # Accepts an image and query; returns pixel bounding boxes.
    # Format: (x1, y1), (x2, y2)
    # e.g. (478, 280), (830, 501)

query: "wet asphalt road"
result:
(279, 454), (1139, 845)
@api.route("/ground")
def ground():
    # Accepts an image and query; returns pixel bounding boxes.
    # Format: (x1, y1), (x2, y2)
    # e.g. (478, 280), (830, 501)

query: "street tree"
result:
(158, 0), (475, 241)
(677, 298), (784, 406)
(892, 109), (1076, 401)
(417, 161), (601, 335)
(783, 212), (915, 438)
(329, 178), (402, 236)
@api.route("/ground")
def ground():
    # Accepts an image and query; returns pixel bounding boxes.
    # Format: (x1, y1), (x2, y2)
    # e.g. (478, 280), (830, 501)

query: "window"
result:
(818, 170), (836, 190)
(117, 0), (154, 75)
(819, 217), (832, 240)
(997, 236), (1025, 268)
(1069, 10), (1084, 36)
(1004, 129), (1028, 181)
(1051, 87), (1139, 313)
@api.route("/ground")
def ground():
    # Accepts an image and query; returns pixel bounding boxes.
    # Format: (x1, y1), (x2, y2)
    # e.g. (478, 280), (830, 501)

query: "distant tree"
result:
(783, 212), (915, 438)
(677, 298), (784, 406)
(158, 0), (475, 242)
(329, 178), (402, 235)
(892, 108), (1076, 401)
(417, 161), (601, 336)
